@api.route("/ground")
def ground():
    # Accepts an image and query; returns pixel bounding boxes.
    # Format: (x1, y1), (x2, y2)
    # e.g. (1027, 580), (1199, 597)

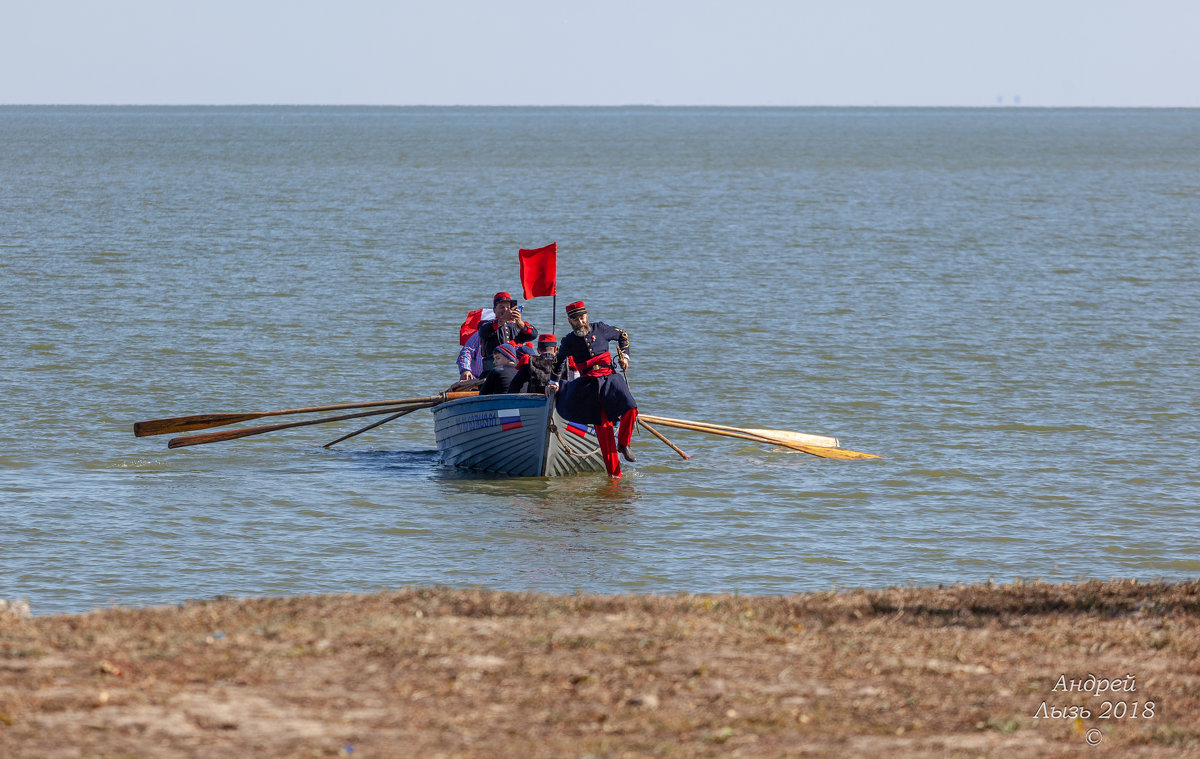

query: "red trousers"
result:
(597, 408), (638, 478)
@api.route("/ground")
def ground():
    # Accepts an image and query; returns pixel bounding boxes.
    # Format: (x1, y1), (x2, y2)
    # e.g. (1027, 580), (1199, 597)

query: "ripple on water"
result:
(4, 107), (1200, 613)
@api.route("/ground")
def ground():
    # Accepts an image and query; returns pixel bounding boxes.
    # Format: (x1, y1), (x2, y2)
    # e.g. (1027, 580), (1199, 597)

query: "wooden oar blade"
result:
(743, 428), (840, 449)
(726, 429), (874, 458)
(168, 420), (295, 449)
(640, 415), (839, 449)
(638, 414), (879, 460)
(779, 442), (881, 460)
(134, 412), (267, 437)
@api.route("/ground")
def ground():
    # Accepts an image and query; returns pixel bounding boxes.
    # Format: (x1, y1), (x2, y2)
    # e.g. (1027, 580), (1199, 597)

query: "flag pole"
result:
(553, 242), (558, 340)
(551, 242), (557, 340)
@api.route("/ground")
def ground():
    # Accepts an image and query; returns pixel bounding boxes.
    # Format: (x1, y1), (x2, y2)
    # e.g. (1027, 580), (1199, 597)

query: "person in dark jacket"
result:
(477, 292), (538, 373)
(479, 343), (519, 395)
(508, 334), (558, 395)
(546, 301), (638, 477)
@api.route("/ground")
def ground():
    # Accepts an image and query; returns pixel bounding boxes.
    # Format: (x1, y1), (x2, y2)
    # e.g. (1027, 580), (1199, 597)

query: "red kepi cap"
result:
(565, 301), (587, 318)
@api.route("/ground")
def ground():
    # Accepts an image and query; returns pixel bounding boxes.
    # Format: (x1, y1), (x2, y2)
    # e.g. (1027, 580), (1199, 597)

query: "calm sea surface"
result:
(3, 106), (1198, 615)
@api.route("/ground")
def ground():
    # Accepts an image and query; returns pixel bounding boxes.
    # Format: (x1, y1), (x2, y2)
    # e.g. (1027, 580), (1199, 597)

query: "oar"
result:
(322, 404), (431, 449)
(637, 414), (879, 460)
(637, 418), (691, 460)
(135, 390), (478, 438)
(168, 402), (433, 449)
(640, 414), (840, 449)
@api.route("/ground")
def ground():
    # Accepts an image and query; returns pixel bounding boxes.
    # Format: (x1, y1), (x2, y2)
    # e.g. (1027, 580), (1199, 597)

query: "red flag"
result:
(519, 242), (557, 299)
(459, 307), (494, 345)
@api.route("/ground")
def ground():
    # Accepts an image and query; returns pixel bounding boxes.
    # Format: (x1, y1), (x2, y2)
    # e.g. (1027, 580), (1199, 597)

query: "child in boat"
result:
(479, 343), (519, 395)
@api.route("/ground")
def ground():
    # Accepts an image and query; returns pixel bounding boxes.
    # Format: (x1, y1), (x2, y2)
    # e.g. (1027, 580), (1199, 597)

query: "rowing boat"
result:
(432, 393), (606, 476)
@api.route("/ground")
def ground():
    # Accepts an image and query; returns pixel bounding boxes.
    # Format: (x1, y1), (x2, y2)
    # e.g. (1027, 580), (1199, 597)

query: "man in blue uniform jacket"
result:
(477, 292), (538, 373)
(546, 300), (638, 478)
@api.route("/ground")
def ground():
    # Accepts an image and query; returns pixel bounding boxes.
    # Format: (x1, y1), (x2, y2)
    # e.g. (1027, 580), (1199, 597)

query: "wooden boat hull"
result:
(433, 394), (606, 476)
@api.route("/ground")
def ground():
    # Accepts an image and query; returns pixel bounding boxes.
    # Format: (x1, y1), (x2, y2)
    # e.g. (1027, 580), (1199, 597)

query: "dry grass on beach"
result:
(3, 580), (1199, 758)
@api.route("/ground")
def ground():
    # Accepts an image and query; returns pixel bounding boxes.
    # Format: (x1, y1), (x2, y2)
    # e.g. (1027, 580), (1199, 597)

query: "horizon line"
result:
(3, 102), (1198, 109)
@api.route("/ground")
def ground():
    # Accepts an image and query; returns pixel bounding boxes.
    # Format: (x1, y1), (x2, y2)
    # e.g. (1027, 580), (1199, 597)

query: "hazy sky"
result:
(4, 0), (1197, 106)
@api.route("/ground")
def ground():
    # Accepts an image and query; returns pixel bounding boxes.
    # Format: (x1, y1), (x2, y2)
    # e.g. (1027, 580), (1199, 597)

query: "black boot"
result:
(618, 444), (637, 463)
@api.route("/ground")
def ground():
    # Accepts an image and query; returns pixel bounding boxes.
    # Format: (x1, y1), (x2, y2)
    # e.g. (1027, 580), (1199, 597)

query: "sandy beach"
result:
(2, 580), (1198, 758)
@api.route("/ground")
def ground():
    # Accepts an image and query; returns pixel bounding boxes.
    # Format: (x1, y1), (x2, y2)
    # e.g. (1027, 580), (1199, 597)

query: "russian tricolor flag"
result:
(498, 409), (523, 431)
(566, 421), (590, 437)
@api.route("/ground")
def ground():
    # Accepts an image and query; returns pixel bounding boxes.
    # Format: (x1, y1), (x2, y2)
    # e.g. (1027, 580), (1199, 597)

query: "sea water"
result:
(2, 106), (1198, 614)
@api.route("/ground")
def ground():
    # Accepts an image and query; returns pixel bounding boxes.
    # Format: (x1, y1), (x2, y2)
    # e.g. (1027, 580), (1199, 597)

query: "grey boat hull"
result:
(433, 394), (606, 476)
